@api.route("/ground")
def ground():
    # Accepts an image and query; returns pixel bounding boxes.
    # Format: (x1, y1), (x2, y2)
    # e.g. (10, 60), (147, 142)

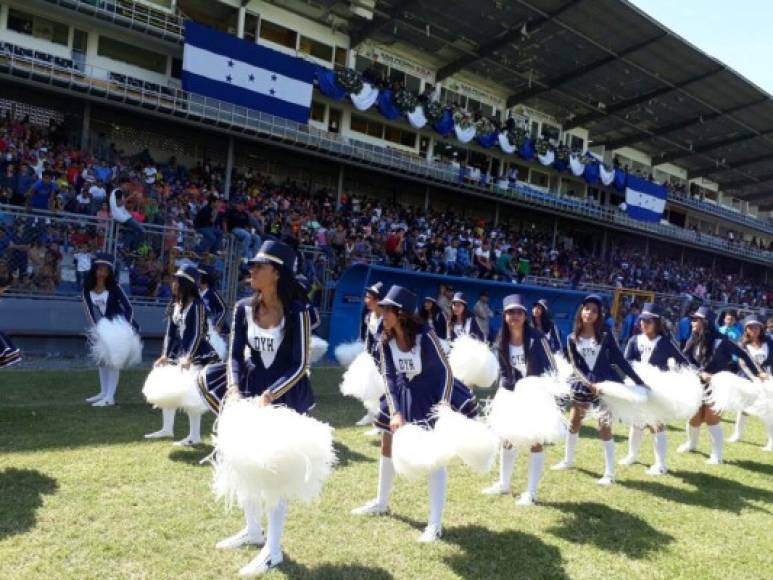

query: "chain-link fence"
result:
(1, 204), (246, 309)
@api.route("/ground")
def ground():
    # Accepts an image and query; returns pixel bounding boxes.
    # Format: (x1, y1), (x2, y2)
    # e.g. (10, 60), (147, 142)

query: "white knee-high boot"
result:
(483, 445), (516, 494)
(620, 426), (644, 464)
(145, 408), (175, 439)
(239, 500), (287, 575)
(707, 424), (724, 464)
(598, 440), (615, 485)
(552, 431), (578, 470)
(186, 412), (203, 444)
(517, 451), (545, 505)
(105, 368), (120, 403)
(215, 499), (264, 549)
(419, 467), (447, 542)
(764, 424), (773, 451)
(728, 412), (747, 443)
(678, 422), (700, 452)
(97, 367), (109, 398)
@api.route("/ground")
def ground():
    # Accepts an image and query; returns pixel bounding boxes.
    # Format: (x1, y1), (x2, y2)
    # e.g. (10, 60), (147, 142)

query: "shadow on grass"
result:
(168, 446), (214, 466)
(279, 561), (393, 579)
(392, 515), (568, 579)
(729, 459), (773, 476)
(543, 501), (673, 559)
(575, 424), (627, 444)
(333, 441), (374, 467)
(621, 470), (773, 514)
(0, 468), (58, 539)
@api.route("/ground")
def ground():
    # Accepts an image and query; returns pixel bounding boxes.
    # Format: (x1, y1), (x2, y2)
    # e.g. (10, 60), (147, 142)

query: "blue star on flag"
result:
(269, 88), (275, 95)
(226, 74), (232, 82)
(227, 60), (234, 67)
(248, 73), (255, 82)
(271, 74), (277, 81)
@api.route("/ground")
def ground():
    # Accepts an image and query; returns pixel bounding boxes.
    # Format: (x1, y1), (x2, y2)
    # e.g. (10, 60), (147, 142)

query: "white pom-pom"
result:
(746, 379), (773, 424)
(310, 335), (328, 364)
(448, 335), (498, 389)
(212, 400), (336, 510)
(632, 362), (703, 423)
(208, 327), (227, 361)
(709, 371), (760, 413)
(142, 365), (208, 413)
(433, 405), (497, 473)
(487, 378), (568, 448)
(334, 340), (364, 367)
(553, 353), (575, 385)
(392, 423), (453, 479)
(87, 317), (143, 370)
(597, 381), (651, 425)
(339, 351), (386, 413)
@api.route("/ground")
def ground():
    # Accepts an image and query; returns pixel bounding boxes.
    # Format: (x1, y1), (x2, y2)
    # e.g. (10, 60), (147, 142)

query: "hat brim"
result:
(93, 260), (114, 269)
(423, 297), (437, 303)
(690, 313), (707, 320)
(743, 320), (764, 328)
(451, 299), (467, 305)
(378, 298), (402, 308)
(504, 304), (527, 313)
(582, 297), (603, 308)
(174, 271), (197, 285)
(248, 251), (285, 267)
(638, 312), (660, 320)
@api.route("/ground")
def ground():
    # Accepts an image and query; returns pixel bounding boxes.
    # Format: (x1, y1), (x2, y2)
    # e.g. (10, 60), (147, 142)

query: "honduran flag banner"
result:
(182, 21), (315, 123)
(624, 175), (667, 223)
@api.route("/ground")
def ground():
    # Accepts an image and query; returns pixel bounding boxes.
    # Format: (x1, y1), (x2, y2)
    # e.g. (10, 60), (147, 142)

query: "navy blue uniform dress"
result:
(497, 327), (556, 391)
(683, 333), (760, 402)
(162, 297), (218, 365)
(624, 333), (689, 371)
(428, 310), (448, 340)
(362, 311), (384, 359)
(374, 327), (477, 431)
(200, 298), (313, 414)
(82, 283), (138, 331)
(0, 294), (21, 368)
(745, 337), (773, 374)
(566, 331), (645, 405)
(539, 319), (563, 355)
(201, 287), (229, 335)
(448, 315), (484, 342)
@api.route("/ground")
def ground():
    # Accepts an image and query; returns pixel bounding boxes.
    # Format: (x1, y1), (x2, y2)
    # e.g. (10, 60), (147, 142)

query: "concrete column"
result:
(425, 136), (434, 161)
(680, 246), (685, 265)
(644, 238), (650, 258)
(494, 202), (500, 226)
(600, 229), (608, 260)
(237, 6), (246, 39)
(424, 185), (430, 211)
(336, 164), (344, 210)
(224, 136), (234, 199)
(80, 101), (91, 152)
(552, 216), (558, 248)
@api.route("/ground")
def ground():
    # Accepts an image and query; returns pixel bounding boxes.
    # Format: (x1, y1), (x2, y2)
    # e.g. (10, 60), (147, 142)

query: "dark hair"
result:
(449, 301), (471, 327)
(741, 324), (763, 347)
(382, 307), (424, 349)
(420, 299), (440, 322)
(685, 317), (717, 367)
(174, 276), (198, 308)
(531, 303), (553, 334)
(250, 263), (307, 322)
(495, 309), (531, 374)
(572, 301), (603, 341)
(84, 263), (116, 291)
(639, 316), (664, 337)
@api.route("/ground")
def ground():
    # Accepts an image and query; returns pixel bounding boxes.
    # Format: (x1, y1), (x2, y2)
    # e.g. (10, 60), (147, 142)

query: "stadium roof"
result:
(346, 0), (773, 208)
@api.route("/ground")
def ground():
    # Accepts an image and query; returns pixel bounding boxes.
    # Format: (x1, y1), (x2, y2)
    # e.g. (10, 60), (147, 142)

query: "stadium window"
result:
(7, 9), (69, 46)
(419, 135), (430, 157)
(310, 101), (326, 123)
(566, 134), (584, 151)
(479, 103), (494, 118)
(299, 36), (333, 62)
(541, 123), (560, 142)
(328, 108), (341, 133)
(440, 88), (466, 108)
(334, 47), (348, 69)
(529, 170), (549, 188)
(529, 121), (539, 139)
(389, 68), (405, 86)
(383, 126), (416, 148)
(244, 13), (259, 43)
(259, 20), (297, 50)
(171, 57), (182, 79)
(404, 73), (421, 92)
(350, 114), (384, 138)
(467, 98), (481, 113)
(144, 0), (173, 8)
(354, 55), (372, 72)
(97, 36), (167, 74)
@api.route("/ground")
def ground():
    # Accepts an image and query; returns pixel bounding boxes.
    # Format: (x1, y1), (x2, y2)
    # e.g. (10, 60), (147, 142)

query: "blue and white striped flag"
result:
(182, 21), (315, 123)
(624, 175), (667, 223)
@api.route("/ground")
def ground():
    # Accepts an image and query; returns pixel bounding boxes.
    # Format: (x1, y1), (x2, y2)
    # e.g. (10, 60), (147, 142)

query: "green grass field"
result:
(1, 367), (772, 579)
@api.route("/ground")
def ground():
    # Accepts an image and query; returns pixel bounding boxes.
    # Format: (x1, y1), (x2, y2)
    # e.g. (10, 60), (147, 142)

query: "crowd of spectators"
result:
(0, 114), (771, 309)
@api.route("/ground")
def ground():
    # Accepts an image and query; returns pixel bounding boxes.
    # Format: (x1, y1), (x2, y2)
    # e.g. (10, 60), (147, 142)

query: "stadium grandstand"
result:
(1, 0), (772, 352)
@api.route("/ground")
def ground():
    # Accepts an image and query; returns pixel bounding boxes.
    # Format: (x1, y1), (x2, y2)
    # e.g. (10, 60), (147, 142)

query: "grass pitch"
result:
(1, 367), (771, 579)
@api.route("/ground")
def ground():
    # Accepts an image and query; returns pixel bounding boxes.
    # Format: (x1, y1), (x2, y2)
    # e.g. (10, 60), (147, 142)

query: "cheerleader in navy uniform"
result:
(0, 282), (22, 369)
(677, 306), (762, 463)
(145, 265), (219, 445)
(482, 294), (556, 505)
(351, 285), (478, 542)
(421, 296), (448, 340)
(82, 253), (138, 406)
(727, 316), (773, 451)
(355, 282), (386, 428)
(198, 265), (228, 359)
(551, 294), (645, 485)
(621, 303), (690, 475)
(211, 241), (313, 577)
(531, 299), (563, 354)
(448, 292), (484, 342)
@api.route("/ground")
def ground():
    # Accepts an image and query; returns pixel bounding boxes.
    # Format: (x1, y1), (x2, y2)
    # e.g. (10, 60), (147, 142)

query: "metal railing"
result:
(38, 0), (184, 43)
(668, 190), (773, 235)
(0, 48), (771, 265)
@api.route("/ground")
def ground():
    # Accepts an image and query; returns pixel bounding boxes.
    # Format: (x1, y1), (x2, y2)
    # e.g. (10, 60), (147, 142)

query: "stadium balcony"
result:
(0, 45), (771, 266)
(18, 1), (773, 237)
(37, 0), (183, 44)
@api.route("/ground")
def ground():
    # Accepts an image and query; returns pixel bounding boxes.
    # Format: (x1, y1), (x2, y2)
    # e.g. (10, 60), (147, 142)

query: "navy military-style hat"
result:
(92, 252), (115, 270)
(451, 292), (467, 305)
(365, 281), (385, 299)
(582, 294), (604, 309)
(691, 306), (714, 321)
(424, 296), (437, 303)
(533, 298), (550, 312)
(379, 285), (418, 314)
(742, 315), (764, 328)
(248, 240), (297, 272)
(638, 302), (663, 320)
(174, 264), (200, 286)
(503, 294), (528, 313)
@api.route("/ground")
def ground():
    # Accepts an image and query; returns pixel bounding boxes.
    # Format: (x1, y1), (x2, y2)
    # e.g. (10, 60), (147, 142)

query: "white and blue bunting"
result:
(315, 67), (656, 193)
